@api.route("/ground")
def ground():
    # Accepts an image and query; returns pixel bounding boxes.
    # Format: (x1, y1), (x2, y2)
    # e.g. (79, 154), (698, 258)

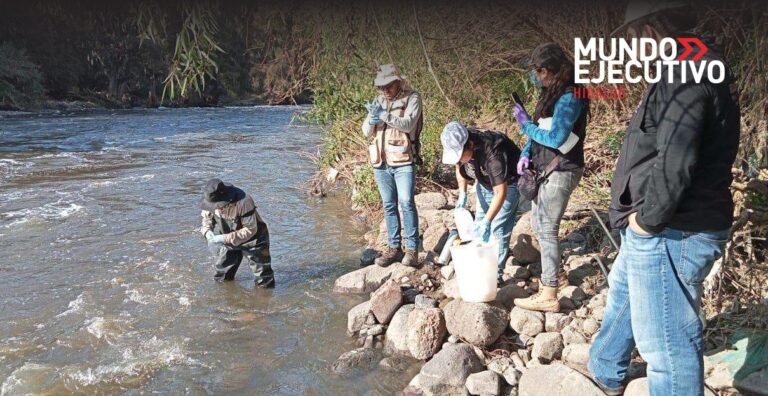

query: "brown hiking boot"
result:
(375, 246), (403, 267)
(513, 285), (560, 312)
(402, 249), (418, 267)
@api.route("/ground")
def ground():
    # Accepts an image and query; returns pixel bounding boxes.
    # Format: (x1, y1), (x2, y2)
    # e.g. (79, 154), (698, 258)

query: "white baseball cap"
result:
(441, 121), (469, 165)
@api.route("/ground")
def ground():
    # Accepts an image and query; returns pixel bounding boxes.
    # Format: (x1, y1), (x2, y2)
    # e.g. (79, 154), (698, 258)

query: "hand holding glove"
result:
(205, 230), (215, 241)
(210, 234), (225, 244)
(456, 191), (467, 209)
(367, 100), (384, 125)
(473, 218), (492, 243)
(512, 103), (532, 128)
(516, 156), (530, 175)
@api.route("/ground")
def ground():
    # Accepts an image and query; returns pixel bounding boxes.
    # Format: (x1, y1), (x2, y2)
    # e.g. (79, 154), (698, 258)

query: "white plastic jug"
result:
(450, 240), (498, 302)
(454, 208), (476, 241)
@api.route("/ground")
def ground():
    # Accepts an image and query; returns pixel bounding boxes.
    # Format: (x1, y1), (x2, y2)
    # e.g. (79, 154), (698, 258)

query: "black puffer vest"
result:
(530, 87), (587, 172)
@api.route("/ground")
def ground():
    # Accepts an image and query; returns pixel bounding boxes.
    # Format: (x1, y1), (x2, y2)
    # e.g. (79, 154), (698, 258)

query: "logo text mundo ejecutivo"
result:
(573, 37), (726, 84)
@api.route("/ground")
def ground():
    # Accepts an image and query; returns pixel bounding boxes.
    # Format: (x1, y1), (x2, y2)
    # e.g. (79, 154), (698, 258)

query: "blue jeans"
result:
(588, 227), (728, 396)
(475, 182), (520, 274)
(373, 164), (419, 250)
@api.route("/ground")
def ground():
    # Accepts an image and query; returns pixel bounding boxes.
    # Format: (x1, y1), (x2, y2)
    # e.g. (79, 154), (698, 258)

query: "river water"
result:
(0, 107), (415, 395)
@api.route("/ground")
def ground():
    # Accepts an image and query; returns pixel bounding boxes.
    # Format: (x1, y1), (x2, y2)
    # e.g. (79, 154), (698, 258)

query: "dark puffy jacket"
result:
(609, 37), (740, 233)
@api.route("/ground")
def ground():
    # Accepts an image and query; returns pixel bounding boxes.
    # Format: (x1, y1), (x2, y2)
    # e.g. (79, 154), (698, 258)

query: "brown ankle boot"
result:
(402, 249), (418, 267)
(513, 285), (560, 312)
(375, 246), (403, 267)
(558, 272), (570, 291)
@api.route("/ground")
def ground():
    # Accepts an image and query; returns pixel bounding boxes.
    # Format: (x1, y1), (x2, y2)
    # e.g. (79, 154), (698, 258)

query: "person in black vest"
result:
(512, 43), (589, 312)
(200, 178), (274, 288)
(440, 121), (522, 284)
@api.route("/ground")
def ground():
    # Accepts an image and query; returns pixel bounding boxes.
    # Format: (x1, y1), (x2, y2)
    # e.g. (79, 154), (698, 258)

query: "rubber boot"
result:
(251, 263), (275, 288)
(513, 285), (560, 312)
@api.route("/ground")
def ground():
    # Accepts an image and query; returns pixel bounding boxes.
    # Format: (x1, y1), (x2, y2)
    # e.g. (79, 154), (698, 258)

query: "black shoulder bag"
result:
(517, 156), (561, 201)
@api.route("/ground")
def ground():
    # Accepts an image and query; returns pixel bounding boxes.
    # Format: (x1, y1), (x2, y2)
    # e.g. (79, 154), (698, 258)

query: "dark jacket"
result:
(609, 37), (740, 233)
(530, 87), (588, 172)
(459, 129), (521, 190)
(200, 190), (270, 250)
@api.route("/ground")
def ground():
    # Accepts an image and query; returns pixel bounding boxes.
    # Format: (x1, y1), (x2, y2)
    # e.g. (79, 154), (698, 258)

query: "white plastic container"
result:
(450, 240), (499, 302)
(454, 208), (477, 241)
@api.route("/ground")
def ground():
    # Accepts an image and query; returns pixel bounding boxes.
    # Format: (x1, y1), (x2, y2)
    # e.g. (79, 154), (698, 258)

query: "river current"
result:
(0, 107), (414, 395)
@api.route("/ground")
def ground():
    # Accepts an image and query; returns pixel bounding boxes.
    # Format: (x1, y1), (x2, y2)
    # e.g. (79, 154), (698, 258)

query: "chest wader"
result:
(210, 211), (273, 288)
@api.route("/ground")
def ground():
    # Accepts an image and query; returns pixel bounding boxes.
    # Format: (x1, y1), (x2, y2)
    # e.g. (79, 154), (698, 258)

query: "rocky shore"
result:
(331, 191), (764, 396)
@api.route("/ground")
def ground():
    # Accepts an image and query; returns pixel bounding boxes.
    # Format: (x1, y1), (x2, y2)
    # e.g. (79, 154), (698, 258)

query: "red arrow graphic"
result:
(677, 38), (708, 61)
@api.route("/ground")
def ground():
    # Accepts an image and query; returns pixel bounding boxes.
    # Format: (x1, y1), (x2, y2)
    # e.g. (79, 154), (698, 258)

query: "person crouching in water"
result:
(200, 178), (274, 288)
(362, 64), (423, 267)
(511, 43), (589, 313)
(440, 121), (522, 285)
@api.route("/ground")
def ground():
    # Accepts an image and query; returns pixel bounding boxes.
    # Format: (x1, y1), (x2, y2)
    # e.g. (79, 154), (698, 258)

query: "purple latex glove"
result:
(516, 156), (530, 175)
(512, 103), (531, 128)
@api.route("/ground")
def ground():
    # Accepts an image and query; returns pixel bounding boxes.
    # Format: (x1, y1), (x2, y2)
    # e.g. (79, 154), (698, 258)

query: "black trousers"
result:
(210, 242), (274, 287)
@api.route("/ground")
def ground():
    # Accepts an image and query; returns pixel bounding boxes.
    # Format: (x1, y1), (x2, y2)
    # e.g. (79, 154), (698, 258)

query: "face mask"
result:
(529, 70), (543, 87)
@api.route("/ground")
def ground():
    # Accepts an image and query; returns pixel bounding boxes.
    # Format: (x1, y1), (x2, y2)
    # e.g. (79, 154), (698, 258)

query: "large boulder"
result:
(545, 312), (571, 333)
(370, 280), (403, 324)
(423, 224), (449, 253)
(421, 209), (448, 230)
(444, 300), (508, 347)
(562, 343), (591, 366)
(415, 192), (448, 211)
(510, 212), (541, 264)
(406, 308), (447, 360)
(531, 332), (564, 362)
(465, 370), (501, 396)
(331, 348), (378, 377)
(347, 300), (372, 334)
(518, 363), (606, 396)
(385, 304), (415, 356)
(418, 344), (484, 396)
(509, 307), (545, 337)
(334, 265), (395, 294)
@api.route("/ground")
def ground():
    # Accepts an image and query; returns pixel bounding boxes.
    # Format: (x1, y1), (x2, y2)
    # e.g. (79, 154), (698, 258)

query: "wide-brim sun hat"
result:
(441, 121), (469, 165)
(373, 64), (406, 87)
(201, 178), (242, 210)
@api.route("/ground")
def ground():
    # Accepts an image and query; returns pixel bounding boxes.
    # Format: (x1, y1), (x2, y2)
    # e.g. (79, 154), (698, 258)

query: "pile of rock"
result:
(336, 192), (743, 395)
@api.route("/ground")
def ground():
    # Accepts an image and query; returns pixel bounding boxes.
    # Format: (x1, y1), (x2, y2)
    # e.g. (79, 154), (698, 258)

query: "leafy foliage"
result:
(0, 42), (44, 110)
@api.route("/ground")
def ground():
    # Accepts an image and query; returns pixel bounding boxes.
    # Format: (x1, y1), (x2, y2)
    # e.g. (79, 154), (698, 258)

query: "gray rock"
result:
(561, 326), (588, 345)
(379, 355), (414, 373)
(510, 213), (541, 264)
(625, 377), (716, 396)
(545, 312), (571, 333)
(518, 363), (606, 396)
(531, 332), (563, 362)
(441, 264), (455, 280)
(370, 280), (403, 324)
(558, 297), (577, 311)
(444, 300), (508, 347)
(423, 224), (450, 253)
(565, 254), (594, 270)
(448, 335), (460, 343)
(367, 324), (386, 336)
(348, 300), (372, 334)
(487, 357), (522, 386)
(504, 263), (532, 280)
(466, 370), (501, 396)
(496, 284), (529, 310)
(442, 278), (461, 300)
(736, 368), (768, 396)
(559, 286), (587, 302)
(582, 318), (600, 337)
(416, 192), (449, 211)
(415, 294), (438, 308)
(418, 344), (484, 396)
(509, 307), (545, 337)
(331, 348), (377, 376)
(361, 248), (379, 267)
(385, 304), (415, 356)
(407, 308), (447, 360)
(334, 265), (395, 294)
(562, 343), (591, 366)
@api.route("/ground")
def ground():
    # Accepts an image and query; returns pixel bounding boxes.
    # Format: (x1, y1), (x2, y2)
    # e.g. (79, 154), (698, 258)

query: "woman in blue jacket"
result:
(512, 43), (589, 312)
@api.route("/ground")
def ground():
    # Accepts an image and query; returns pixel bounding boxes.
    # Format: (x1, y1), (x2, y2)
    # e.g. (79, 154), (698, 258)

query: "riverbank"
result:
(329, 191), (768, 396)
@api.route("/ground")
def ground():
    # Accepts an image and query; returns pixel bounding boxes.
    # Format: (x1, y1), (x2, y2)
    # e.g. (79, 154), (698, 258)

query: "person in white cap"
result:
(440, 121), (522, 284)
(362, 64), (423, 267)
